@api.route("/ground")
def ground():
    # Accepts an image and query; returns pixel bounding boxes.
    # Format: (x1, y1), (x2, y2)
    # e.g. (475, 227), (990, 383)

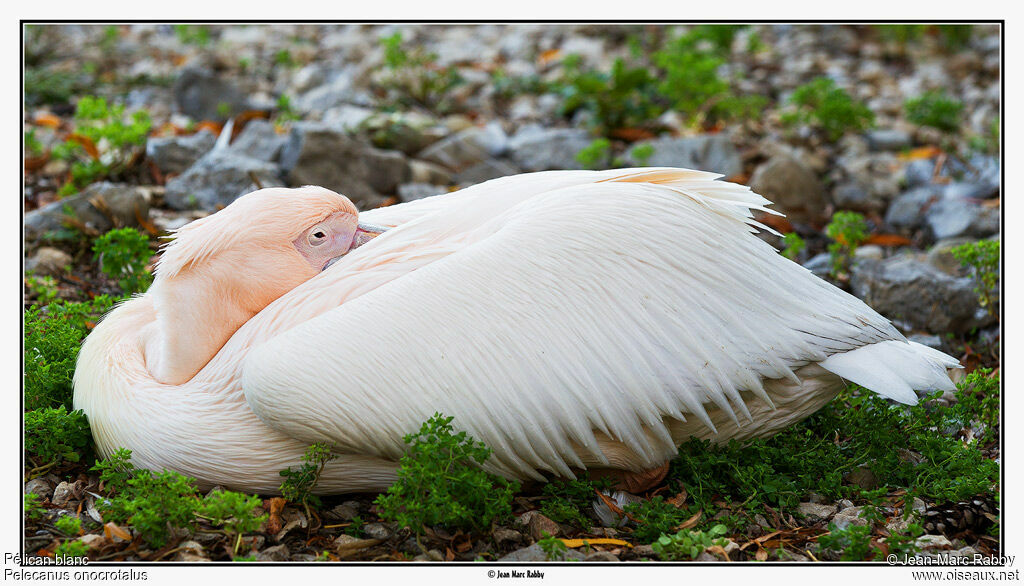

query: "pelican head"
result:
(144, 186), (384, 385)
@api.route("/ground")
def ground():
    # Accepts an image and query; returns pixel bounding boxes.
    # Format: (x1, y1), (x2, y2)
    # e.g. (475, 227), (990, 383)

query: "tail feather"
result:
(819, 340), (960, 405)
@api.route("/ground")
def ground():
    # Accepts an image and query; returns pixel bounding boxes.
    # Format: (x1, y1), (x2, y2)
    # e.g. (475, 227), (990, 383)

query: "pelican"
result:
(73, 168), (959, 494)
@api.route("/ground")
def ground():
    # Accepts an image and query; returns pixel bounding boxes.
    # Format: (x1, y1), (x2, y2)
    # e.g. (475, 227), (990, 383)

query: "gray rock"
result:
(25, 247), (72, 277)
(886, 186), (942, 230)
(527, 513), (561, 541)
(322, 104), (376, 132)
(749, 156), (827, 225)
(256, 544), (290, 561)
(925, 197), (1000, 241)
(854, 245), (884, 261)
(173, 66), (249, 121)
(25, 478), (54, 500)
(844, 466), (878, 490)
(831, 506), (869, 530)
(294, 69), (372, 113)
(229, 119), (288, 163)
(25, 182), (151, 242)
(507, 126), (593, 172)
(454, 158), (520, 185)
(359, 111), (445, 156)
(52, 482), (73, 507)
(851, 254), (995, 334)
(866, 129), (913, 151)
(803, 252), (832, 279)
(492, 528), (523, 546)
(164, 151), (283, 211)
(409, 160), (454, 186)
(584, 551), (620, 562)
(418, 124), (508, 172)
(362, 522), (392, 541)
(926, 238), (975, 277)
(146, 130), (217, 174)
(796, 502), (837, 522)
(832, 152), (903, 213)
(398, 183), (446, 203)
(907, 334), (943, 350)
(915, 534), (953, 550)
(498, 543), (585, 562)
(623, 135), (743, 178)
(279, 122), (408, 208)
(328, 503), (361, 522)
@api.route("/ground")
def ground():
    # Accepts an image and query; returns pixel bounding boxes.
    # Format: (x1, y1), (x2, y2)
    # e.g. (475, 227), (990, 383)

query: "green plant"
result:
(629, 143), (655, 166)
(575, 138), (612, 170)
(279, 442), (336, 517)
(25, 129), (44, 157)
(375, 413), (519, 533)
(51, 96), (152, 194)
(24, 296), (119, 411)
(101, 468), (198, 547)
(560, 57), (662, 135)
(782, 78), (875, 142)
(825, 211), (870, 277)
(54, 515), (82, 536)
(92, 449), (267, 549)
(274, 49), (296, 68)
(951, 240), (999, 313)
(817, 522), (873, 560)
(654, 31), (764, 129)
(53, 539), (90, 559)
(905, 91), (963, 133)
(196, 491), (267, 554)
(25, 493), (45, 521)
(24, 68), (85, 106)
(25, 273), (59, 304)
(173, 25), (211, 47)
(950, 368), (1000, 444)
(375, 33), (462, 113)
(275, 94), (300, 126)
(650, 524), (728, 560)
(537, 532), (569, 560)
(781, 232), (806, 261)
(92, 227), (153, 294)
(92, 447), (135, 493)
(345, 515), (365, 537)
(540, 479), (596, 528)
(25, 406), (92, 474)
(625, 496), (693, 543)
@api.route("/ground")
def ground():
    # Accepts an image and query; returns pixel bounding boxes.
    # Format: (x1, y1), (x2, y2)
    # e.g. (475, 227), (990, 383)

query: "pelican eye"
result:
(307, 227), (329, 246)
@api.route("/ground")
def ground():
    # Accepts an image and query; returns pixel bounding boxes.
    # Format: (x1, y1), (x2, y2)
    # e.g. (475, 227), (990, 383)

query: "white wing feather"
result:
(241, 169), (956, 480)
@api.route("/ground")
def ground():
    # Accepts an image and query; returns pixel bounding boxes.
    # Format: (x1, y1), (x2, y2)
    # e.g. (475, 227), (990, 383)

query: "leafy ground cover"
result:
(23, 23), (1000, 562)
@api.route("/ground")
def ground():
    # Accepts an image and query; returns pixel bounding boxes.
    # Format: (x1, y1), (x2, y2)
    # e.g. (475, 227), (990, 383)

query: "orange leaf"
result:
(864, 233), (912, 247)
(265, 497), (286, 534)
(706, 544), (731, 561)
(666, 489), (688, 508)
(193, 121), (223, 136)
(609, 127), (656, 142)
(538, 49), (562, 66)
(675, 510), (703, 531)
(68, 134), (100, 160)
(899, 146), (942, 161)
(34, 112), (61, 128)
(104, 522), (131, 541)
(558, 538), (633, 549)
(755, 547), (768, 561)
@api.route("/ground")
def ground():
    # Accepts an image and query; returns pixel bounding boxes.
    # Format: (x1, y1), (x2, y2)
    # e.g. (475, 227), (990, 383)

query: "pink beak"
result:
(322, 222), (389, 271)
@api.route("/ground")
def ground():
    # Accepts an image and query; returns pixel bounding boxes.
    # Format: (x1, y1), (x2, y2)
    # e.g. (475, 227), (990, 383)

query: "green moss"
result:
(375, 413), (519, 533)
(782, 77), (875, 141)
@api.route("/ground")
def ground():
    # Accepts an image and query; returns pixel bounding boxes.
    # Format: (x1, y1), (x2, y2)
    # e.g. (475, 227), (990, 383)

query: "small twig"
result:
(248, 171), (264, 190)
